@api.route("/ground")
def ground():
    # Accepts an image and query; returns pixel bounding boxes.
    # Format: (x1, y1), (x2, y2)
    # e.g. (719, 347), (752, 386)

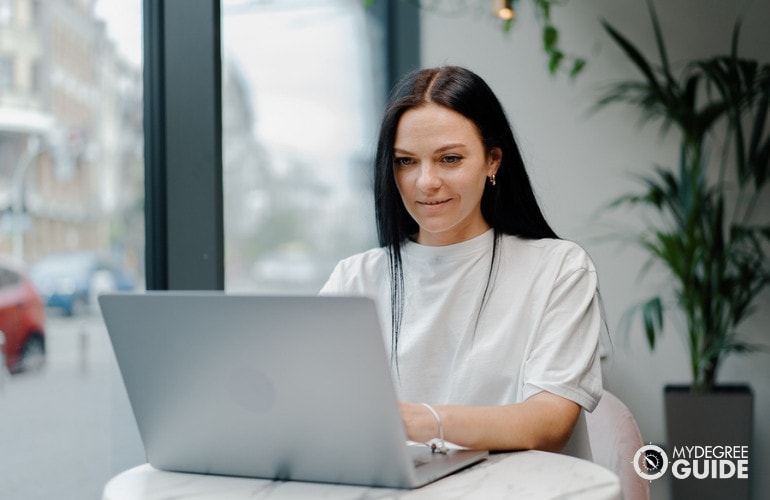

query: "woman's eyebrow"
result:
(435, 143), (467, 153)
(393, 143), (468, 156)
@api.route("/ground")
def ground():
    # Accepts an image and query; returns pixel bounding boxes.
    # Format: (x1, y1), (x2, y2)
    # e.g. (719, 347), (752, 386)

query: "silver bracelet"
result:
(420, 403), (448, 454)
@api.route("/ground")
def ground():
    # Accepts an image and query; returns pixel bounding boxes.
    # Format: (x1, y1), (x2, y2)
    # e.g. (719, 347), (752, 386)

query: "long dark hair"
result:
(373, 66), (558, 367)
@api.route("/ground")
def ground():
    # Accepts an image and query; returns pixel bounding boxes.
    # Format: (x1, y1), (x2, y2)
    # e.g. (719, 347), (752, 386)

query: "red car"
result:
(0, 257), (46, 373)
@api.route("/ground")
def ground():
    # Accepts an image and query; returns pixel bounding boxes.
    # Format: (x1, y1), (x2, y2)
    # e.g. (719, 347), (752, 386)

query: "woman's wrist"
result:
(421, 403), (448, 453)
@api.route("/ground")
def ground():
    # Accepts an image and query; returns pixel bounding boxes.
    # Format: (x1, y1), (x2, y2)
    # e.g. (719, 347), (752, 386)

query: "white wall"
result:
(420, 1), (770, 498)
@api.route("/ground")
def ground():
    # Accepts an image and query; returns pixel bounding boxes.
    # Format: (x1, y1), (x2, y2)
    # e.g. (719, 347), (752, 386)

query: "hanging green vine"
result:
(527, 0), (586, 78)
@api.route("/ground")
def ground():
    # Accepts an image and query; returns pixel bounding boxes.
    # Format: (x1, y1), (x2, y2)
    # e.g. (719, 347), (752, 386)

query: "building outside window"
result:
(0, 0), (144, 498)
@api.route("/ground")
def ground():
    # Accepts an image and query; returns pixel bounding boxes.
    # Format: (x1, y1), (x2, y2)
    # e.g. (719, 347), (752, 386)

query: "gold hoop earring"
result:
(489, 174), (496, 186)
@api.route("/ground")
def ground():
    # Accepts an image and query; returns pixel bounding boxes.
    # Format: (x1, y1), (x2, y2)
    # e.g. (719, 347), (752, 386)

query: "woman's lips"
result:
(418, 199), (451, 206)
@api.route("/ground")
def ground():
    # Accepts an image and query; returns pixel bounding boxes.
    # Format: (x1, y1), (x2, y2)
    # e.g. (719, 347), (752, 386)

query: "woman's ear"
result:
(487, 147), (502, 176)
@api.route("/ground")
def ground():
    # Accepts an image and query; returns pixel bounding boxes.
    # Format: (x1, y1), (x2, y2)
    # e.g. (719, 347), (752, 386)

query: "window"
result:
(221, 0), (385, 293)
(0, 0), (144, 498)
(0, 266), (21, 288)
(0, 0), (416, 497)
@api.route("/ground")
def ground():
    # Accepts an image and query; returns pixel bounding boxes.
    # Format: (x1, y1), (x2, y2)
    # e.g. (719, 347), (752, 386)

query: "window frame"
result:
(143, 0), (419, 290)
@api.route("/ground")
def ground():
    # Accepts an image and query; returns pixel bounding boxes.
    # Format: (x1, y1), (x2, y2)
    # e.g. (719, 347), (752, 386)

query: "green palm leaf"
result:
(598, 2), (770, 391)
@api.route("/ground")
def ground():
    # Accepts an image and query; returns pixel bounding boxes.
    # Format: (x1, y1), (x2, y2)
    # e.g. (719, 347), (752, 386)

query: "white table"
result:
(103, 450), (621, 499)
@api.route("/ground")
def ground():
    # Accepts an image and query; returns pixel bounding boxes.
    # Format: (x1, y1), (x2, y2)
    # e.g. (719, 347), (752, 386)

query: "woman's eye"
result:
(394, 157), (415, 167)
(442, 155), (462, 164)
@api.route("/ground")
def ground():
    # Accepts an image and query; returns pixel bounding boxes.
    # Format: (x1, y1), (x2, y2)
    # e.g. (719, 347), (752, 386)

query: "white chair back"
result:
(586, 390), (649, 500)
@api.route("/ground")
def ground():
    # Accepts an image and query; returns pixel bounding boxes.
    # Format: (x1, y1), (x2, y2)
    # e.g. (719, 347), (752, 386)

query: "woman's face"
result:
(393, 103), (501, 246)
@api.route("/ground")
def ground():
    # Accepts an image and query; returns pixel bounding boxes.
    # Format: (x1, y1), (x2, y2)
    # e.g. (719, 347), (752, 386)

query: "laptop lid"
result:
(99, 292), (486, 489)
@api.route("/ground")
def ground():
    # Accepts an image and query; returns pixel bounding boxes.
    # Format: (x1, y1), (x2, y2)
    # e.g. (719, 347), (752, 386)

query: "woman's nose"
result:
(416, 163), (441, 191)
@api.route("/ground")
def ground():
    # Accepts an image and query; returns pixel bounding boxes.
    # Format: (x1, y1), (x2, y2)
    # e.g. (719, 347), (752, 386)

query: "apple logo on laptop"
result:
(228, 365), (276, 412)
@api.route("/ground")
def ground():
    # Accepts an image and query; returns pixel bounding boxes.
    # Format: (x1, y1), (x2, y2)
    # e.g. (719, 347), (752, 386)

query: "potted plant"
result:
(598, 2), (769, 498)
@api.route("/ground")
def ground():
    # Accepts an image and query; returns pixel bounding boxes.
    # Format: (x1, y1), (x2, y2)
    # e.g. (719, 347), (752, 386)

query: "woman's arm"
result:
(399, 391), (581, 452)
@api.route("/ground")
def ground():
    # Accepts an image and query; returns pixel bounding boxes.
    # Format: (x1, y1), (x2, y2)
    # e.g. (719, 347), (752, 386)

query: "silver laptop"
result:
(99, 292), (487, 488)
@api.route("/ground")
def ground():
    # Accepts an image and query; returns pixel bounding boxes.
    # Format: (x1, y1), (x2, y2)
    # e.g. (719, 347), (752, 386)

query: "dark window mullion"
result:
(143, 0), (167, 290)
(144, 0), (223, 290)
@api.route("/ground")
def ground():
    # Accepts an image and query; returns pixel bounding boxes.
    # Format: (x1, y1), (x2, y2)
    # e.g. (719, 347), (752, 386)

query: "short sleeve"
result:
(521, 251), (603, 412)
(319, 261), (345, 295)
(317, 248), (389, 300)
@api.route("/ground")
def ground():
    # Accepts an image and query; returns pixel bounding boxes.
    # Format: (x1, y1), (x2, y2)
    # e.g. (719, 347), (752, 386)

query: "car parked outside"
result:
(0, 256), (46, 373)
(29, 251), (136, 316)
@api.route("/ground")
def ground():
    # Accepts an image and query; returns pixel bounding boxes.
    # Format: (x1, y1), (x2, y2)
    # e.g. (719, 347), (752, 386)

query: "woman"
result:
(321, 66), (602, 458)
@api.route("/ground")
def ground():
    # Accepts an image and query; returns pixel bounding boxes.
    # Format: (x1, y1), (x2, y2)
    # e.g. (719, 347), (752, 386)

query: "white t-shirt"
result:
(320, 229), (602, 457)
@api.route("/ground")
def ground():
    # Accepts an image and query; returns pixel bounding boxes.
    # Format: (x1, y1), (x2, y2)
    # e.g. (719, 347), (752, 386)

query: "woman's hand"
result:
(399, 401), (441, 443)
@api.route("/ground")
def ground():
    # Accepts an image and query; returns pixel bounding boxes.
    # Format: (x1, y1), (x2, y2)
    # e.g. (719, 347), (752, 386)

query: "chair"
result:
(586, 390), (649, 500)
